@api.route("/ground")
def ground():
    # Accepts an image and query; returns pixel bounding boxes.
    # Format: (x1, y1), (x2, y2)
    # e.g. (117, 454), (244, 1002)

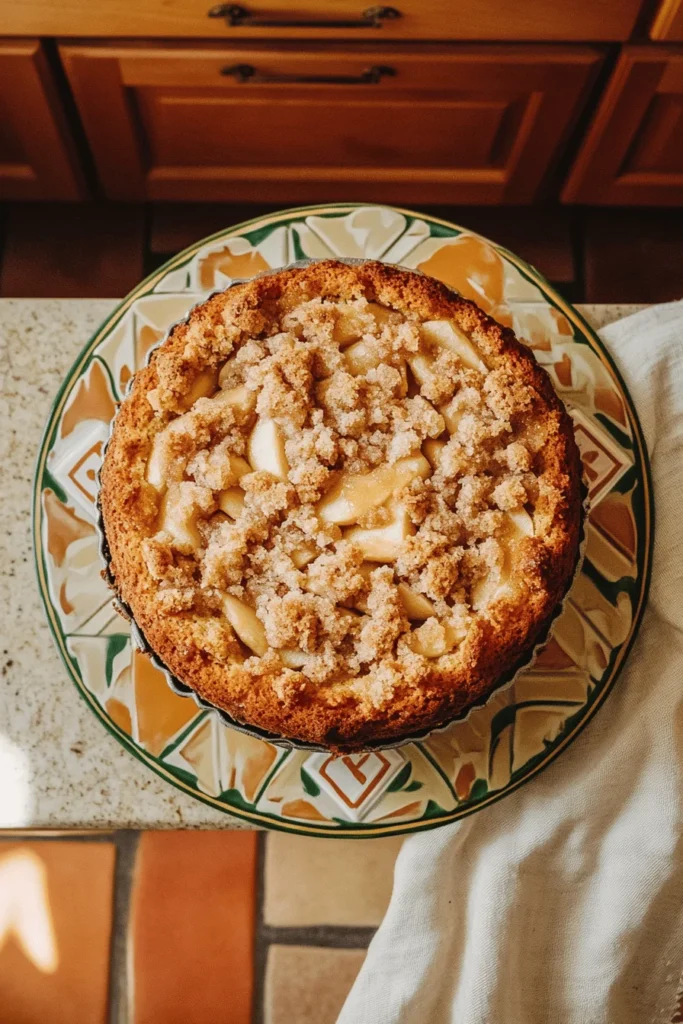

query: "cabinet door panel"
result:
(1, 0), (641, 42)
(140, 90), (514, 170)
(61, 42), (602, 205)
(562, 48), (683, 205)
(0, 40), (84, 200)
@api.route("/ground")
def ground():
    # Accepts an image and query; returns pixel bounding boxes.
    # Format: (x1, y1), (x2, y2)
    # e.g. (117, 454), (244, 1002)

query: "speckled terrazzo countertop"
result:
(0, 300), (646, 830)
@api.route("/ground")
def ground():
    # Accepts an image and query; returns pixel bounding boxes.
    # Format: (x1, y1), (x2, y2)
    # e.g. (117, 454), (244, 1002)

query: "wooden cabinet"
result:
(0, 40), (84, 200)
(651, 0), (683, 40)
(2, 5), (677, 207)
(562, 47), (683, 205)
(0, 0), (642, 42)
(60, 42), (602, 205)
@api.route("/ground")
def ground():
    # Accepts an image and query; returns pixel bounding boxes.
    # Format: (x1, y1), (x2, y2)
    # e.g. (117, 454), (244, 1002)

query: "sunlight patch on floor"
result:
(0, 848), (58, 973)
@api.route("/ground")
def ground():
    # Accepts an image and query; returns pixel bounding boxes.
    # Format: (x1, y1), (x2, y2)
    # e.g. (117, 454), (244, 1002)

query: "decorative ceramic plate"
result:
(34, 204), (652, 838)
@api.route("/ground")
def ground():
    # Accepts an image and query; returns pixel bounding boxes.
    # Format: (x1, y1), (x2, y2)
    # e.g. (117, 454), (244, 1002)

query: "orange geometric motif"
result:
(319, 754), (392, 809)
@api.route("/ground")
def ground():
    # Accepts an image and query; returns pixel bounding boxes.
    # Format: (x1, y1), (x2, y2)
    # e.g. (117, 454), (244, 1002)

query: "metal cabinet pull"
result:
(220, 62), (396, 84)
(208, 4), (400, 28)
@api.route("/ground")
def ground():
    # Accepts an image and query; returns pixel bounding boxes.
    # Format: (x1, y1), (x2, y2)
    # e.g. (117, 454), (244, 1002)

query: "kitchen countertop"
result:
(0, 300), (647, 831)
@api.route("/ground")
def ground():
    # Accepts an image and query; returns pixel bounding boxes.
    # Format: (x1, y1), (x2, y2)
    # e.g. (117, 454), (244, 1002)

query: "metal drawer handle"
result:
(220, 62), (396, 84)
(208, 4), (401, 28)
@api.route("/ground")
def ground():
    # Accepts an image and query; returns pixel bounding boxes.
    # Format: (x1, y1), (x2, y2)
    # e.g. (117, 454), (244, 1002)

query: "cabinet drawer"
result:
(61, 42), (602, 205)
(651, 0), (683, 40)
(563, 47), (683, 205)
(2, 0), (641, 41)
(0, 40), (84, 200)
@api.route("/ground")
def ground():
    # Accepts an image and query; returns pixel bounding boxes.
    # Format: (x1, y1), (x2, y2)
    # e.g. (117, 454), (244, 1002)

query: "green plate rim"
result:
(32, 202), (654, 838)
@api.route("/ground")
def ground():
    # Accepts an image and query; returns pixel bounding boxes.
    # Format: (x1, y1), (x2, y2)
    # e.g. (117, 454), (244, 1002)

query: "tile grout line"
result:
(260, 924), (377, 949)
(108, 830), (140, 1024)
(252, 830), (268, 1024)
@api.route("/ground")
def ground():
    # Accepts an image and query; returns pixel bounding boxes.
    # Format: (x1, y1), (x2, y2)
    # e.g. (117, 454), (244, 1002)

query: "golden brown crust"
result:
(100, 259), (583, 751)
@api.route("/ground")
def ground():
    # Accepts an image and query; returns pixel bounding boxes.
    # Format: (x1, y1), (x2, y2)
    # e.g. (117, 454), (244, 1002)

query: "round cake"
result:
(99, 259), (583, 751)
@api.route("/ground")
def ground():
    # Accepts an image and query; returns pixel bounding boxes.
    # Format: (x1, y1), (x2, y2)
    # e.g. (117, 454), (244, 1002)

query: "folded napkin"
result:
(338, 302), (683, 1024)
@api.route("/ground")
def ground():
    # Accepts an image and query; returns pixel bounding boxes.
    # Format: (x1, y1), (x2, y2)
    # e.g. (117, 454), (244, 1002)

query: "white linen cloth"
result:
(338, 302), (683, 1024)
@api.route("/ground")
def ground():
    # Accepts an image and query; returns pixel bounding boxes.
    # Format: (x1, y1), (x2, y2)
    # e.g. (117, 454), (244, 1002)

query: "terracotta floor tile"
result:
(583, 209), (683, 303)
(264, 834), (402, 927)
(130, 831), (257, 1024)
(0, 840), (115, 1024)
(264, 945), (366, 1024)
(0, 202), (145, 297)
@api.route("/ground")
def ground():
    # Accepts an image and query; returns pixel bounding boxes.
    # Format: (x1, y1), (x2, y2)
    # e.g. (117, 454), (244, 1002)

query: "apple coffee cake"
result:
(99, 259), (582, 750)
